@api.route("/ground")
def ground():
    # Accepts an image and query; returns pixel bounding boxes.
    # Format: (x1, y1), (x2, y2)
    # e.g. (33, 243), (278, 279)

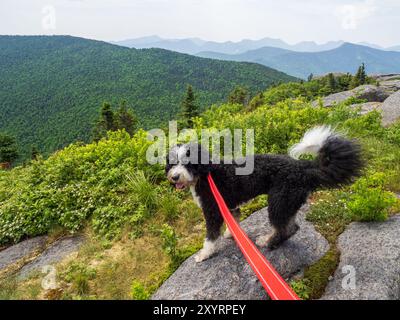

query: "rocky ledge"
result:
(314, 74), (400, 126)
(322, 214), (400, 300)
(152, 205), (329, 300)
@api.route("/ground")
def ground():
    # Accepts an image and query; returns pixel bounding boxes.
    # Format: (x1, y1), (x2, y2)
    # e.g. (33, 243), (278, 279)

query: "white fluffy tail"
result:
(289, 126), (337, 159)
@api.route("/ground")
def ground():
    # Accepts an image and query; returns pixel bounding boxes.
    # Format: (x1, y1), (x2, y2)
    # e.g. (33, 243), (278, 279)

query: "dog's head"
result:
(166, 143), (210, 190)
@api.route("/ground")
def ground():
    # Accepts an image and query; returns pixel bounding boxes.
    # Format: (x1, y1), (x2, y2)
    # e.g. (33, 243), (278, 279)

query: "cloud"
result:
(336, 0), (377, 30)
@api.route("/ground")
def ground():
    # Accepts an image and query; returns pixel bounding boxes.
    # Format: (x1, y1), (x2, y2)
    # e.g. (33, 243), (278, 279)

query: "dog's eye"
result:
(186, 149), (190, 157)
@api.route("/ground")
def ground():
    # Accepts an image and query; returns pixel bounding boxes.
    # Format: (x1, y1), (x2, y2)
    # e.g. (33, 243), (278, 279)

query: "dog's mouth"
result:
(174, 182), (186, 190)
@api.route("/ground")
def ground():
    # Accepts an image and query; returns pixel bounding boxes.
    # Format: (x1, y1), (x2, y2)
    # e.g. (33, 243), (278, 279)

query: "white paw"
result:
(256, 233), (273, 247)
(195, 249), (210, 263)
(194, 239), (216, 263)
(223, 228), (232, 239)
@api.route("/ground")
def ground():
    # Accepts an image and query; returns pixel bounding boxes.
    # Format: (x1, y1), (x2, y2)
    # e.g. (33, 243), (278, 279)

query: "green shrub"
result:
(290, 280), (311, 300)
(130, 280), (151, 300)
(386, 121), (400, 145)
(61, 263), (96, 295)
(160, 224), (178, 261)
(126, 171), (157, 213)
(346, 173), (397, 222)
(157, 191), (181, 221)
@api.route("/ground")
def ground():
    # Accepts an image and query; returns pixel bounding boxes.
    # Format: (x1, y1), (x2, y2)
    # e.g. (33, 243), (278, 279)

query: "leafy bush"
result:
(346, 173), (397, 222)
(160, 224), (178, 263)
(0, 130), (163, 244)
(130, 281), (151, 300)
(157, 192), (181, 221)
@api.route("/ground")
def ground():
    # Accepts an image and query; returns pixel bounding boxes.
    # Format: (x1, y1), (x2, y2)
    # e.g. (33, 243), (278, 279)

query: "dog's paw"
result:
(223, 228), (232, 239)
(255, 233), (273, 247)
(195, 249), (211, 263)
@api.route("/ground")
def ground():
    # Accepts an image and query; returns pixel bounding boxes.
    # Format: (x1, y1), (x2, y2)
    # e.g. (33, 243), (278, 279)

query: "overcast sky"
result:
(0, 0), (399, 47)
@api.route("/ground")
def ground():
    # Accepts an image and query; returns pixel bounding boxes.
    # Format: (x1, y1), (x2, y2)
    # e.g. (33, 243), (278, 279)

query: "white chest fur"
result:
(190, 185), (202, 209)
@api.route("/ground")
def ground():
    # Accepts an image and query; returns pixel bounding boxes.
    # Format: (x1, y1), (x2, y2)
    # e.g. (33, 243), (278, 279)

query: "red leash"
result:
(207, 173), (300, 300)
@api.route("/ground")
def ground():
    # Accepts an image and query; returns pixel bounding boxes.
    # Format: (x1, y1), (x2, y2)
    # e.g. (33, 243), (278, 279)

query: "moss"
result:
(302, 247), (340, 299)
(298, 191), (348, 299)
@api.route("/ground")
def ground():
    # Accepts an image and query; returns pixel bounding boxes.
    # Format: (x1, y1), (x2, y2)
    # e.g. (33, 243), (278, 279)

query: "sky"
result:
(0, 0), (399, 47)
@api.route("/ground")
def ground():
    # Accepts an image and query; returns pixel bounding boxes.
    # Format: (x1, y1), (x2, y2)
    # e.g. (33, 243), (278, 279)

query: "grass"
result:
(0, 193), (206, 300)
(0, 188), (269, 300)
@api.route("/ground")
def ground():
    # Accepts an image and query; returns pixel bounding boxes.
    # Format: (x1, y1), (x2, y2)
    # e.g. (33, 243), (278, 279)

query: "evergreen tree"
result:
(92, 102), (116, 141)
(0, 133), (19, 166)
(307, 73), (314, 82)
(115, 101), (138, 137)
(180, 85), (199, 128)
(31, 145), (40, 160)
(327, 73), (337, 92)
(359, 63), (367, 84)
(228, 86), (249, 106)
(248, 92), (264, 111)
(350, 63), (367, 89)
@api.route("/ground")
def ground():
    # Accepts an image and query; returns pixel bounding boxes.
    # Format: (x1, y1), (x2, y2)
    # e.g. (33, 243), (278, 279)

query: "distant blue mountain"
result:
(112, 36), (345, 54)
(197, 43), (400, 79)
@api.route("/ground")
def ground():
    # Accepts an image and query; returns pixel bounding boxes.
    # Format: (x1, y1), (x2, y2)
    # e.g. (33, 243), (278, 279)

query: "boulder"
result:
(18, 236), (85, 279)
(315, 85), (391, 108)
(373, 74), (400, 82)
(321, 215), (400, 300)
(380, 91), (400, 126)
(349, 102), (382, 115)
(0, 236), (47, 271)
(152, 205), (329, 300)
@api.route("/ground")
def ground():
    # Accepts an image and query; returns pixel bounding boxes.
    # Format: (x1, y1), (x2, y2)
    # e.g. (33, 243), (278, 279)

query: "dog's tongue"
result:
(175, 183), (185, 190)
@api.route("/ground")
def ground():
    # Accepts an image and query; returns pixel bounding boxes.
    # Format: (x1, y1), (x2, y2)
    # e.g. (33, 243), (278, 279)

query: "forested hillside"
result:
(0, 35), (296, 159)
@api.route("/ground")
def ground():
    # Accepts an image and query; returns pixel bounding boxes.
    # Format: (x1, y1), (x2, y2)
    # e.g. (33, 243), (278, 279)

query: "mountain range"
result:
(112, 36), (400, 54)
(0, 35), (296, 159)
(198, 43), (400, 79)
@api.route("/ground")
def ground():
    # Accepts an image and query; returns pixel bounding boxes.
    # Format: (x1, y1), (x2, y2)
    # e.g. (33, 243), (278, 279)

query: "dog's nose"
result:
(172, 174), (180, 182)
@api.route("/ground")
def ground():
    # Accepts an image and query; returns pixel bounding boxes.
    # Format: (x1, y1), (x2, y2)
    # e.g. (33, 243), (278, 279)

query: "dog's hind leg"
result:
(256, 188), (308, 249)
(223, 208), (241, 239)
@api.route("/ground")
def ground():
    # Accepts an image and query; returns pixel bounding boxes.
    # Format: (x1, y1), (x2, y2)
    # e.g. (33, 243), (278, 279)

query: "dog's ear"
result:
(196, 143), (212, 175)
(166, 144), (181, 165)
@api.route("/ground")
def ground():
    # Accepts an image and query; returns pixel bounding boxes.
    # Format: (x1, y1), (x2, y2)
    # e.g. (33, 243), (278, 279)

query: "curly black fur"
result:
(166, 131), (363, 252)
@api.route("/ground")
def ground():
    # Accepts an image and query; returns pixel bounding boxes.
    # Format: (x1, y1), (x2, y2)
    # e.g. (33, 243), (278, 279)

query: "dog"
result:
(166, 126), (362, 262)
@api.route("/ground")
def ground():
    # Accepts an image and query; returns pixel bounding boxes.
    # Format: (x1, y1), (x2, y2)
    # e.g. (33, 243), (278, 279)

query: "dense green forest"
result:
(0, 35), (296, 159)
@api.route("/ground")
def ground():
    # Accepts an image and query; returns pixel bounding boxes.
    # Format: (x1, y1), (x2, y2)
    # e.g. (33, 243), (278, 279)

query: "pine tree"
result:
(180, 85), (199, 128)
(327, 73), (337, 92)
(228, 86), (249, 106)
(307, 73), (314, 82)
(31, 145), (40, 160)
(92, 102), (116, 141)
(0, 133), (19, 167)
(350, 63), (367, 89)
(359, 63), (367, 85)
(115, 101), (138, 137)
(248, 92), (264, 111)
(101, 102), (116, 131)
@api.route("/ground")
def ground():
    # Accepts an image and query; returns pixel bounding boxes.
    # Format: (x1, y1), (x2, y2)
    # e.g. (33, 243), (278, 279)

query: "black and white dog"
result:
(166, 126), (362, 262)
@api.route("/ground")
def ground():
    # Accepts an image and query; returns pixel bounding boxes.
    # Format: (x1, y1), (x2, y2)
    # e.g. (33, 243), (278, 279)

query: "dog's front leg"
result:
(195, 238), (218, 262)
(195, 207), (223, 263)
